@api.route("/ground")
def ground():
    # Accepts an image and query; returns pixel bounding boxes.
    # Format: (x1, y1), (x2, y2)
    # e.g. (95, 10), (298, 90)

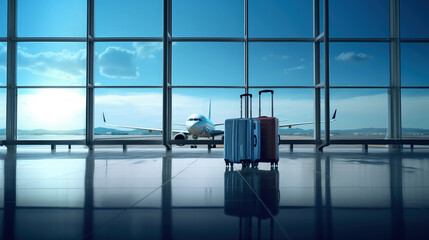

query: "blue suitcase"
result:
(224, 94), (261, 167)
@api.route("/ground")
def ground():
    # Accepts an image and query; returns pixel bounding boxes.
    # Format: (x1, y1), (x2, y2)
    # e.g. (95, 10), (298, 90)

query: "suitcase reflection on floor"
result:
(224, 167), (280, 239)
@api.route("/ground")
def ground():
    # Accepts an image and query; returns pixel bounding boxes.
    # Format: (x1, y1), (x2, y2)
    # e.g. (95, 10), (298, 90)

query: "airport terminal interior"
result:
(0, 0), (429, 239)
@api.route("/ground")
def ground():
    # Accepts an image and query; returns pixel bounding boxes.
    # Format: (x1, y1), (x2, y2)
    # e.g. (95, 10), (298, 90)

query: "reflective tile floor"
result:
(0, 145), (428, 240)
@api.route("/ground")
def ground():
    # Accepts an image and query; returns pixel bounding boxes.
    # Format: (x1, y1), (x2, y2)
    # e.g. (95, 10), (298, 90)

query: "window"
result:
(0, 0), (6, 37)
(173, 42), (244, 86)
(95, 0), (162, 37)
(17, 0), (86, 37)
(249, 0), (313, 38)
(330, 0), (389, 38)
(94, 42), (163, 86)
(401, 0), (429, 38)
(0, 88), (5, 140)
(0, 42), (5, 86)
(330, 43), (390, 86)
(17, 88), (86, 140)
(17, 42), (86, 86)
(330, 89), (388, 139)
(249, 88), (314, 139)
(249, 42), (313, 86)
(401, 43), (429, 87)
(402, 89), (429, 139)
(94, 88), (162, 139)
(173, 0), (243, 37)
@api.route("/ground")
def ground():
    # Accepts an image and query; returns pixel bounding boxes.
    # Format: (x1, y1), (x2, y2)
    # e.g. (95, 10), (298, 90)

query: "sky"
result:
(0, 0), (428, 137)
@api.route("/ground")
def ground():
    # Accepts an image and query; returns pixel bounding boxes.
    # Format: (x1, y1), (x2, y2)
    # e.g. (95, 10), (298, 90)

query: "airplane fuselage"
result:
(185, 113), (215, 138)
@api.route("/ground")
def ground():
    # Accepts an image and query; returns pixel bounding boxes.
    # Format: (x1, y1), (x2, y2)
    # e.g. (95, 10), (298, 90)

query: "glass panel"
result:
(95, 0), (162, 37)
(94, 88), (162, 140)
(0, 42), (5, 86)
(0, 0), (6, 37)
(401, 0), (429, 38)
(330, 0), (389, 38)
(16, 159), (85, 207)
(330, 89), (388, 139)
(320, 42), (325, 83)
(249, 42), (313, 86)
(249, 89), (314, 140)
(249, 0), (313, 38)
(173, 0), (243, 37)
(17, 0), (86, 37)
(173, 42), (244, 86)
(17, 88), (86, 140)
(94, 42), (163, 86)
(330, 43), (390, 86)
(17, 42), (86, 86)
(402, 89), (429, 139)
(0, 88), (5, 140)
(401, 43), (429, 87)
(319, 0), (324, 34)
(171, 88), (244, 140)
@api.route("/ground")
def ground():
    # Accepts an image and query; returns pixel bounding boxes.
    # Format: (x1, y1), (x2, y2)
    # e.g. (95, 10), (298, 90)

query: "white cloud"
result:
(262, 53), (289, 61)
(18, 48), (86, 81)
(133, 42), (163, 59)
(97, 46), (139, 79)
(335, 51), (373, 61)
(283, 65), (305, 74)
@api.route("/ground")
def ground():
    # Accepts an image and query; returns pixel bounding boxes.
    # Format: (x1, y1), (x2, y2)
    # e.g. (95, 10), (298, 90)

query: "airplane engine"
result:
(174, 133), (188, 146)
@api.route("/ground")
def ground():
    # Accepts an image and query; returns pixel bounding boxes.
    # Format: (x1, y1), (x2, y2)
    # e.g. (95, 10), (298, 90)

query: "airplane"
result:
(102, 99), (337, 147)
(102, 99), (224, 148)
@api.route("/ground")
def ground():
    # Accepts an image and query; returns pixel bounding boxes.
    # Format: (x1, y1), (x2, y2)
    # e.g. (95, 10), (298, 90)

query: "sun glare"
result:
(18, 89), (85, 130)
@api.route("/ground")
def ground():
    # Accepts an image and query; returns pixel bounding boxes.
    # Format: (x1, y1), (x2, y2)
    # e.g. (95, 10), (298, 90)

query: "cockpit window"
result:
(188, 118), (202, 121)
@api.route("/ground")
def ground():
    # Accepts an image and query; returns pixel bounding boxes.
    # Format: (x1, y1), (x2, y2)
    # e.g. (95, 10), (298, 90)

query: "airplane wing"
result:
(208, 129), (224, 137)
(279, 109), (337, 128)
(214, 123), (224, 126)
(103, 113), (189, 134)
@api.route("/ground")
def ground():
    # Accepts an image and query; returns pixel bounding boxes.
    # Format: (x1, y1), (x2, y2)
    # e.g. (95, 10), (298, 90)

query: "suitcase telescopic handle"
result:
(240, 94), (252, 118)
(258, 90), (274, 117)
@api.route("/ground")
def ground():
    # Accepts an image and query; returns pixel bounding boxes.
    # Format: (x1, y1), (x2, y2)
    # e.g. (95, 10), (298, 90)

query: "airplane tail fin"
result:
(332, 109), (337, 120)
(103, 112), (106, 123)
(208, 98), (211, 120)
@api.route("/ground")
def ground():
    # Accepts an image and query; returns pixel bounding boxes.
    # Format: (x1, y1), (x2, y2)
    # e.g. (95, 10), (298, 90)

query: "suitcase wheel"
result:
(242, 162), (250, 168)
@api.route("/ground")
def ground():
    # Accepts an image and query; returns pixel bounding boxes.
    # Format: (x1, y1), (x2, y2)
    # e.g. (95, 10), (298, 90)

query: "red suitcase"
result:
(255, 90), (279, 166)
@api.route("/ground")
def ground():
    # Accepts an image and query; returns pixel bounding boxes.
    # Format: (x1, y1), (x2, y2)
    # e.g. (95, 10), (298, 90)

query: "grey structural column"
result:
(6, 0), (17, 150)
(244, 0), (249, 118)
(163, 0), (172, 150)
(86, 0), (95, 149)
(389, 0), (402, 149)
(314, 0), (321, 147)
(323, 0), (330, 148)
